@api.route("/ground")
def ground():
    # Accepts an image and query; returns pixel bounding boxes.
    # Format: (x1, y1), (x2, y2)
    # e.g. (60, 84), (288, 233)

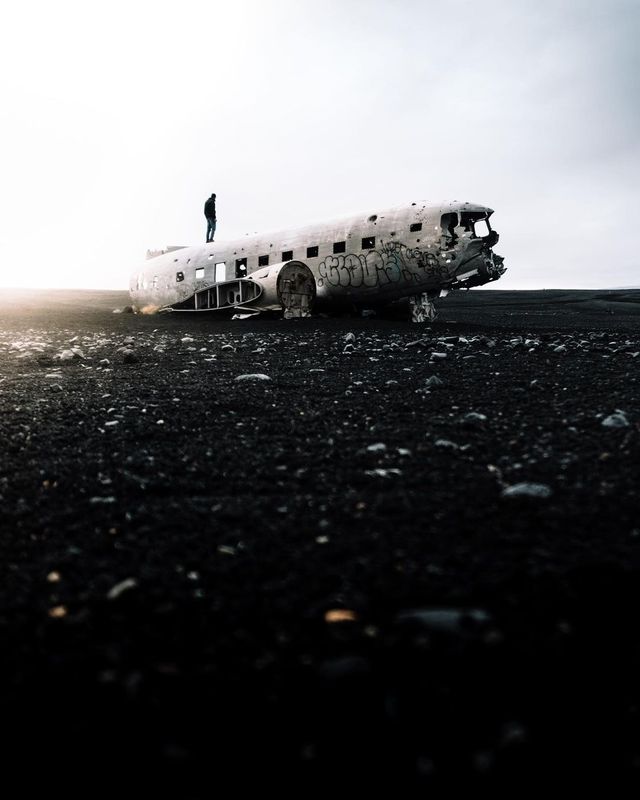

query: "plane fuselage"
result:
(130, 201), (505, 313)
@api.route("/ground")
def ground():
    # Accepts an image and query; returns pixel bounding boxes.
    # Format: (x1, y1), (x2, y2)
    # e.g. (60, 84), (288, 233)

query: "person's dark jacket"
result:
(204, 197), (217, 220)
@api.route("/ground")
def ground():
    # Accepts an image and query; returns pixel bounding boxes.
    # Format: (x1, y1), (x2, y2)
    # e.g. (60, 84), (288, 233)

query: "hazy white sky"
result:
(1, 0), (638, 290)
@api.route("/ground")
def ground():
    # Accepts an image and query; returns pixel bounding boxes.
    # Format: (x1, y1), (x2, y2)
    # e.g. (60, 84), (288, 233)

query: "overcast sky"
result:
(1, 0), (638, 290)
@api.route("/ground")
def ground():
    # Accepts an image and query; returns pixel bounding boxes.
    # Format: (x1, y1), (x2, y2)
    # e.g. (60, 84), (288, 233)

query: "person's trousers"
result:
(206, 219), (217, 242)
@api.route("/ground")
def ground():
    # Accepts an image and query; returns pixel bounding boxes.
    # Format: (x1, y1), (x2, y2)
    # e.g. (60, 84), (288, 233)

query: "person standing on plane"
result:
(204, 193), (217, 242)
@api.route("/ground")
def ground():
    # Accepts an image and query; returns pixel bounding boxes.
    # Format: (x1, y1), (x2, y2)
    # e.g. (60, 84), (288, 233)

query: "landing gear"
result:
(409, 292), (438, 323)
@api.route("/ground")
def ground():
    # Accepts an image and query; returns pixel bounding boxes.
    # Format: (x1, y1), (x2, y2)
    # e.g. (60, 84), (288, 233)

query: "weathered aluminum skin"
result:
(129, 201), (505, 313)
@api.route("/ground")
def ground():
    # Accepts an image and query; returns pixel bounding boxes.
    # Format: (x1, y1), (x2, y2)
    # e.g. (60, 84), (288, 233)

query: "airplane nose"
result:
(453, 244), (506, 288)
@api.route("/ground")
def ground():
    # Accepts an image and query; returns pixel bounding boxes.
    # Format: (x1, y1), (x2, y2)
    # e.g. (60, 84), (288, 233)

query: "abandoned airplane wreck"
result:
(130, 201), (506, 321)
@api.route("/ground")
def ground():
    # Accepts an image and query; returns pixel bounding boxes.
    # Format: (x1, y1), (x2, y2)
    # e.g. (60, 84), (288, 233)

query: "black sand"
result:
(1, 289), (639, 795)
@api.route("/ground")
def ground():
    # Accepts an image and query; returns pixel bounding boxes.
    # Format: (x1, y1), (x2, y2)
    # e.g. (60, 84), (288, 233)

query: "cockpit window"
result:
(473, 218), (491, 238)
(440, 212), (458, 239)
(460, 211), (491, 238)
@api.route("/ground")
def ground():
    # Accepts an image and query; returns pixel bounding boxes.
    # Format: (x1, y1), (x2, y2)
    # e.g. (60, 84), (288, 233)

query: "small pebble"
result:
(107, 577), (138, 600)
(235, 374), (271, 382)
(501, 482), (553, 499)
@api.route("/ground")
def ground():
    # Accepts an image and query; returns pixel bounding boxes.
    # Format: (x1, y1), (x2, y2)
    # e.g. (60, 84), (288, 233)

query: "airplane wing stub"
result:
(165, 261), (316, 316)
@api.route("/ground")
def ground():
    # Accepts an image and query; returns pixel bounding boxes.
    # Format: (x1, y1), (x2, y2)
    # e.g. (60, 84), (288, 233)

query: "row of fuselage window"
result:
(170, 224), (426, 285)
(236, 235), (377, 273)
(224, 224), (424, 272)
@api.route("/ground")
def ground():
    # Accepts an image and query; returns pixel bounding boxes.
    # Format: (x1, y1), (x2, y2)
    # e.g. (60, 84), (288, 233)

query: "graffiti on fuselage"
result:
(316, 241), (450, 290)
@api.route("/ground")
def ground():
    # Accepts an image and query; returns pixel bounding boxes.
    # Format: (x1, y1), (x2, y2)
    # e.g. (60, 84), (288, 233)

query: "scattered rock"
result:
(234, 374), (271, 382)
(107, 577), (138, 600)
(324, 609), (358, 623)
(425, 375), (444, 389)
(366, 443), (387, 453)
(501, 482), (553, 499)
(460, 412), (488, 425)
(434, 439), (459, 450)
(601, 411), (630, 429)
(364, 468), (402, 478)
(55, 349), (79, 362)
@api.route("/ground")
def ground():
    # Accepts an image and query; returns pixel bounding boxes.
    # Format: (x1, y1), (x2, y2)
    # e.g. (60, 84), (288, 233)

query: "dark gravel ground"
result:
(1, 289), (639, 796)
